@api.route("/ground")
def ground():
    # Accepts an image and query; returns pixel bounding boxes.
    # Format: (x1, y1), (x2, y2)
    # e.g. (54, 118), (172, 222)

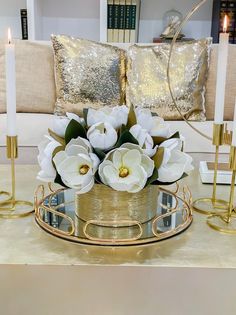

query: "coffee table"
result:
(0, 164), (235, 315)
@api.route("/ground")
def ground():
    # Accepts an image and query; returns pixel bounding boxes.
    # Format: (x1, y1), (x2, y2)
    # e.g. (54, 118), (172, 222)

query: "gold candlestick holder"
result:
(0, 136), (34, 219)
(207, 146), (236, 234)
(192, 123), (229, 215)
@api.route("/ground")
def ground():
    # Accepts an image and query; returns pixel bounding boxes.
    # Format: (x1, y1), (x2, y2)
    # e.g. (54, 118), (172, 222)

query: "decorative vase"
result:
(75, 184), (159, 242)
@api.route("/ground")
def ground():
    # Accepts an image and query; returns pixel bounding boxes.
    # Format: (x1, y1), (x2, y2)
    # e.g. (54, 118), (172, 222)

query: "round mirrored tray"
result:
(35, 185), (193, 246)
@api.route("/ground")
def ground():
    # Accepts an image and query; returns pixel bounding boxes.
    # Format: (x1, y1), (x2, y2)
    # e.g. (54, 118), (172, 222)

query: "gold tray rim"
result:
(34, 185), (193, 247)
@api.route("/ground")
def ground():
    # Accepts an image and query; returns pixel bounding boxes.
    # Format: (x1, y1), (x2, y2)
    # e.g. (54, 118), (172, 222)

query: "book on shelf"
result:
(113, 0), (120, 42)
(20, 9), (28, 40)
(119, 0), (125, 42)
(107, 0), (114, 42)
(130, 0), (140, 43)
(106, 0), (141, 43)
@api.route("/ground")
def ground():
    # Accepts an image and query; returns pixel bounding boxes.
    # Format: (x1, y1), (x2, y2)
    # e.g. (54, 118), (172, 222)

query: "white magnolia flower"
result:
(135, 108), (172, 138)
(158, 138), (194, 183)
(130, 124), (157, 157)
(53, 112), (84, 137)
(99, 145), (154, 193)
(87, 122), (118, 151)
(37, 136), (61, 182)
(87, 105), (129, 129)
(53, 137), (99, 193)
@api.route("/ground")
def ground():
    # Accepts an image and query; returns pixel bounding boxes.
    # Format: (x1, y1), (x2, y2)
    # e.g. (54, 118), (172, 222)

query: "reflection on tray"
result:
(41, 189), (184, 238)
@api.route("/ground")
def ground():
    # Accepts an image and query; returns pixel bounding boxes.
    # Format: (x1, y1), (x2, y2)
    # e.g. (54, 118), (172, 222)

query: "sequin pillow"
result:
(52, 35), (126, 116)
(126, 39), (212, 121)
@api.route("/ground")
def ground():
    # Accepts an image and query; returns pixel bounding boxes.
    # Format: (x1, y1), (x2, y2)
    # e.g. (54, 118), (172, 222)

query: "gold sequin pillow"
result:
(126, 39), (212, 121)
(52, 35), (126, 115)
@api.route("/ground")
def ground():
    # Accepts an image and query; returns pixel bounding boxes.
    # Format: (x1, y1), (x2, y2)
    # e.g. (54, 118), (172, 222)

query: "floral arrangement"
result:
(37, 106), (193, 194)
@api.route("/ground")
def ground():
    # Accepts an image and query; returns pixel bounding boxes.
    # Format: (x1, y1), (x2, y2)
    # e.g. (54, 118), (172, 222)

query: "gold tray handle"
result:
(37, 204), (75, 236)
(152, 208), (184, 238)
(83, 220), (143, 243)
(34, 185), (45, 215)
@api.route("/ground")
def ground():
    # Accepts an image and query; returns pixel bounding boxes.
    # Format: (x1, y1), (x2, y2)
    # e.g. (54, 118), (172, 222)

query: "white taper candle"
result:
(5, 28), (17, 136)
(232, 99), (236, 147)
(214, 15), (229, 124)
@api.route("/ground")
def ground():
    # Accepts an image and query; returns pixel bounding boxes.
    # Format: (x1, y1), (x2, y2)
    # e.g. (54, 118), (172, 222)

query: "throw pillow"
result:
(126, 39), (212, 121)
(51, 35), (126, 116)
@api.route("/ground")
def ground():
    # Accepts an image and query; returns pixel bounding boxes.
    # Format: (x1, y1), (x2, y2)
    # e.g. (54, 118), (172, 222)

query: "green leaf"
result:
(48, 129), (65, 146)
(65, 119), (87, 144)
(54, 173), (68, 188)
(170, 132), (180, 139)
(83, 108), (89, 127)
(145, 168), (158, 187)
(127, 104), (137, 129)
(152, 147), (165, 169)
(94, 170), (103, 184)
(153, 136), (167, 146)
(153, 131), (180, 146)
(115, 130), (139, 148)
(93, 148), (106, 161)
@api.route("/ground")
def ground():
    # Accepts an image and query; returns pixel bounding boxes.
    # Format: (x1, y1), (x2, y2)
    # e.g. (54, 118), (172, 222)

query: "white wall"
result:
(0, 0), (26, 39)
(139, 0), (213, 42)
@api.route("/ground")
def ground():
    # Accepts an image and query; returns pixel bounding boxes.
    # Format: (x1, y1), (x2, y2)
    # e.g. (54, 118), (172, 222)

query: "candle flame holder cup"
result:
(192, 123), (229, 215)
(207, 146), (236, 234)
(0, 136), (34, 219)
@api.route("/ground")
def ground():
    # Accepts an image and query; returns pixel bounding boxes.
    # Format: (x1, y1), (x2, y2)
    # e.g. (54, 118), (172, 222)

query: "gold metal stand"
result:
(0, 136), (34, 219)
(207, 146), (236, 234)
(192, 124), (229, 215)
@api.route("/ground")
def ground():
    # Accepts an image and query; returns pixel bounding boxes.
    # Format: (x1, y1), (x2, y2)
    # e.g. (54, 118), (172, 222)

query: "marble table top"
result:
(0, 164), (235, 268)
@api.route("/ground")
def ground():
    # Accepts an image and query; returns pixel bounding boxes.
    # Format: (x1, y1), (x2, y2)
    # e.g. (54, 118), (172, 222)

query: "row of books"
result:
(220, 0), (236, 43)
(107, 0), (141, 43)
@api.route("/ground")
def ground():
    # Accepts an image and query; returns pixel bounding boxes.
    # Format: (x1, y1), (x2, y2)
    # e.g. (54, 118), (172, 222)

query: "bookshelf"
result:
(0, 0), (214, 42)
(211, 0), (236, 43)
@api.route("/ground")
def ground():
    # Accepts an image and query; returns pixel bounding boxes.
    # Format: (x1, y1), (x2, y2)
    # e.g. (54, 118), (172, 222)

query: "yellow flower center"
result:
(79, 165), (90, 175)
(119, 167), (129, 178)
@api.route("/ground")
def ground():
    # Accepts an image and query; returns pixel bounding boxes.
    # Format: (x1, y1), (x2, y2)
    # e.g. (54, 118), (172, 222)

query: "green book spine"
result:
(119, 4), (125, 29)
(130, 4), (136, 30)
(107, 3), (113, 29)
(125, 4), (131, 29)
(114, 3), (119, 30)
(113, 1), (120, 42)
(107, 1), (114, 42)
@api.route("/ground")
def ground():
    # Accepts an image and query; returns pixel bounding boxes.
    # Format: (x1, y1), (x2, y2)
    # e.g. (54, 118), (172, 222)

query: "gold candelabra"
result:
(207, 146), (236, 233)
(0, 136), (33, 219)
(192, 123), (231, 215)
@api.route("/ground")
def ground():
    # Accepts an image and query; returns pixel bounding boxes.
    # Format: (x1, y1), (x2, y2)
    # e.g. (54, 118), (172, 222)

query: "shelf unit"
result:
(211, 0), (236, 44)
(0, 0), (214, 42)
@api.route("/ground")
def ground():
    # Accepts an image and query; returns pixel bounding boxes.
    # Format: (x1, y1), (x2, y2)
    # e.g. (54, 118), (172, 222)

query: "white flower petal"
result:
(76, 177), (95, 194)
(123, 149), (142, 168)
(66, 145), (88, 157)
(53, 151), (67, 169)
(87, 122), (117, 150)
(141, 155), (155, 177)
(98, 160), (114, 185)
(120, 143), (143, 153)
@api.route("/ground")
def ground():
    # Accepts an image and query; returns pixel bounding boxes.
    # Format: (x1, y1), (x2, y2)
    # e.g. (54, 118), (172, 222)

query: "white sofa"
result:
(0, 41), (235, 163)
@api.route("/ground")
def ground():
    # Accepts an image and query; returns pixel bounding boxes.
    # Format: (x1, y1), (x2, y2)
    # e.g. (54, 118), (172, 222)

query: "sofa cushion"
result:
(206, 44), (236, 120)
(0, 40), (56, 114)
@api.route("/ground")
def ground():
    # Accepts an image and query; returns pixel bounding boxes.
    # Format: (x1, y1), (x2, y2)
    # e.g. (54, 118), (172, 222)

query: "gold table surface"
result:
(0, 164), (235, 268)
